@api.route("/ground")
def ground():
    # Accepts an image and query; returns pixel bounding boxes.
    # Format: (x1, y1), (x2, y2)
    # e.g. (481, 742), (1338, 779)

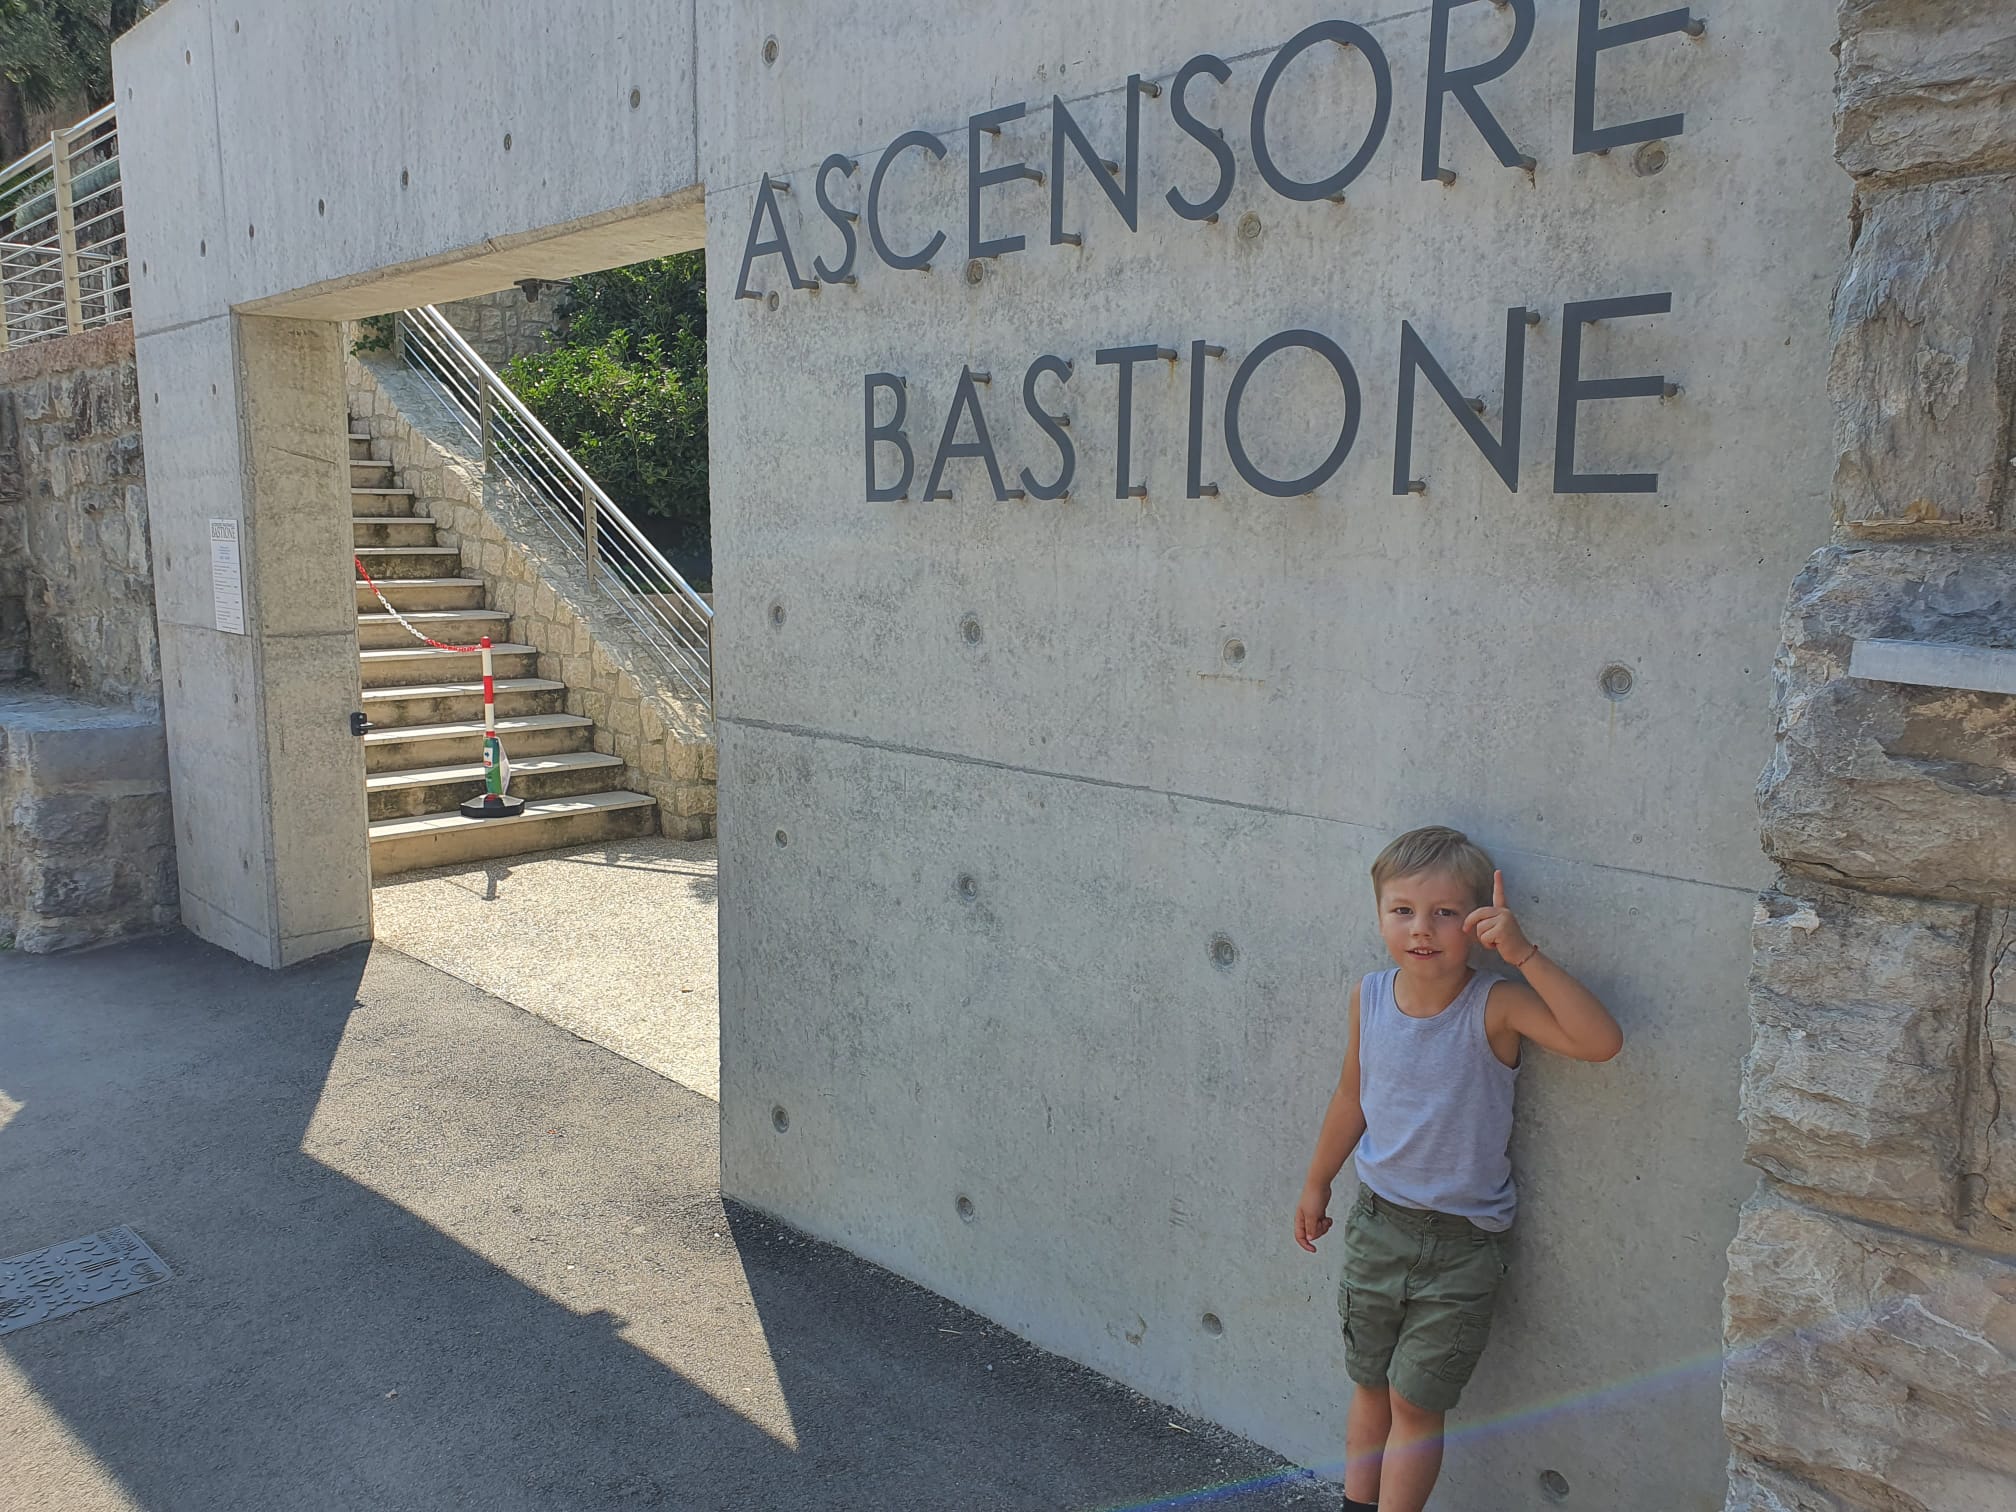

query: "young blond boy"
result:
(1295, 827), (1623, 1512)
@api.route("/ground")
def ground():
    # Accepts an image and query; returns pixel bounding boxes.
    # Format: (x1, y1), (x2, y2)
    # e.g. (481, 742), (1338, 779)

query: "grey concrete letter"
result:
(1423, 0), (1536, 180)
(1553, 292), (1674, 494)
(1392, 309), (1528, 493)
(868, 131), (949, 271)
(1574, 0), (1693, 155)
(865, 373), (915, 501)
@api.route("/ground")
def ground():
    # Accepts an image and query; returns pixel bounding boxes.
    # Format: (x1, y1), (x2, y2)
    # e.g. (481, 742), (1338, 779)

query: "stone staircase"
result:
(349, 422), (657, 876)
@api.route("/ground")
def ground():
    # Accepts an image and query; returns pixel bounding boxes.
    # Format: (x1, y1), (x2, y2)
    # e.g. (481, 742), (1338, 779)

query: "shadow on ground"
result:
(0, 934), (1334, 1511)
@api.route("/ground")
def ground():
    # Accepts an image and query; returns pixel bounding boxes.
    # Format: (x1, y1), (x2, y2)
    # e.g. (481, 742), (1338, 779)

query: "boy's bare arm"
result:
(1296, 981), (1367, 1253)
(1466, 869), (1624, 1063)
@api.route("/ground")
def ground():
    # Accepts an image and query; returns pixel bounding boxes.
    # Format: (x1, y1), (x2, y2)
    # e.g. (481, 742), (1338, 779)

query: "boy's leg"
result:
(1336, 1188), (1408, 1508)
(1375, 1389), (1446, 1512)
(1379, 1220), (1509, 1511)
(1344, 1382), (1392, 1506)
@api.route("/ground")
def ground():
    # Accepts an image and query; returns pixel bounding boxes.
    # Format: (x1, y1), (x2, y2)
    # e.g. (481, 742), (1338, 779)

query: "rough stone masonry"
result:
(1724, 4), (2016, 1509)
(0, 324), (177, 953)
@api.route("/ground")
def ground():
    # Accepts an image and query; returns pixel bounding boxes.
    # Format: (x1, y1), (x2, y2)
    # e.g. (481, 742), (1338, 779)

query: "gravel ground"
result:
(370, 834), (720, 1098)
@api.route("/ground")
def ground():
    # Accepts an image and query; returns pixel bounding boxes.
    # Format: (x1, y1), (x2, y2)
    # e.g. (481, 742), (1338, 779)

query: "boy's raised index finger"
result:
(1493, 869), (1506, 909)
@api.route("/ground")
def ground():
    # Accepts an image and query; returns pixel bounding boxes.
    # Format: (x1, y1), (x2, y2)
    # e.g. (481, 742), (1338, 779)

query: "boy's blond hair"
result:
(1371, 826), (1495, 906)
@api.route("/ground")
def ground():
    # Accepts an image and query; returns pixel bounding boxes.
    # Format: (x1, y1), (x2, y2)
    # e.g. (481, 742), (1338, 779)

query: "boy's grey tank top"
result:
(1353, 967), (1519, 1231)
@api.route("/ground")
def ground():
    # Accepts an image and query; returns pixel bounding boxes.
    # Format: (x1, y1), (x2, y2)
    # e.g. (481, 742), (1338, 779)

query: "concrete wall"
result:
(110, 2), (1894, 1504)
(114, 0), (705, 967)
(705, 5), (1844, 1506)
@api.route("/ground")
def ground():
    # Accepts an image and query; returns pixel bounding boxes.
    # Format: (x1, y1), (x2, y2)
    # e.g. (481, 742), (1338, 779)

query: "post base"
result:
(459, 794), (527, 820)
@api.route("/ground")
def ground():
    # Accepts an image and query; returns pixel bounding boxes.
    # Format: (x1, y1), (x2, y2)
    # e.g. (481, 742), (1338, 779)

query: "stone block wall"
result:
(0, 323), (160, 704)
(437, 285), (565, 370)
(346, 350), (715, 836)
(0, 690), (178, 952)
(1724, 6), (2016, 1507)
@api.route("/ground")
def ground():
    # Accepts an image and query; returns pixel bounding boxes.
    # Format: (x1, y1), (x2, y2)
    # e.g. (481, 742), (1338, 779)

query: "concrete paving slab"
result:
(0, 935), (1337, 1511)
(370, 836), (723, 1099)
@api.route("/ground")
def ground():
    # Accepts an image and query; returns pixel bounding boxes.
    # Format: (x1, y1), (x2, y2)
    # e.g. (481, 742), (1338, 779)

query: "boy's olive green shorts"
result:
(1336, 1185), (1510, 1413)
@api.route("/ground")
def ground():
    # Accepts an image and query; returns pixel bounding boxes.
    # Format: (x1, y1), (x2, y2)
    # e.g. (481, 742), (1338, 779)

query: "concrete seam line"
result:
(718, 715), (1757, 897)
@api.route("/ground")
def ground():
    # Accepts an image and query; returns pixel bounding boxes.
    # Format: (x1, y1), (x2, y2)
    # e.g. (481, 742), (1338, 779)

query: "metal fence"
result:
(0, 105), (127, 349)
(392, 304), (715, 713)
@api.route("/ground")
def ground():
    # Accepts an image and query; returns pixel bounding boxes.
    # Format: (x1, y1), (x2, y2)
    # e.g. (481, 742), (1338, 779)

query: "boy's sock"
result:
(1343, 1499), (1378, 1511)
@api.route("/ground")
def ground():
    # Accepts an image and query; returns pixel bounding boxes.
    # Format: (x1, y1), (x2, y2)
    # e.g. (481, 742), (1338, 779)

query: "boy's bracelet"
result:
(1511, 943), (1541, 969)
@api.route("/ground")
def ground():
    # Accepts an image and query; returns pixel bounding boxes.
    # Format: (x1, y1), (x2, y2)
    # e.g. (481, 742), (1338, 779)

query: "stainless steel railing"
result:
(0, 104), (127, 349)
(391, 304), (714, 713)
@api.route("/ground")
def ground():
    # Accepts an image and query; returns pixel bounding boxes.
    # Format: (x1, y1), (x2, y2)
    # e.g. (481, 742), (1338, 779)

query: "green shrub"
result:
(501, 252), (708, 572)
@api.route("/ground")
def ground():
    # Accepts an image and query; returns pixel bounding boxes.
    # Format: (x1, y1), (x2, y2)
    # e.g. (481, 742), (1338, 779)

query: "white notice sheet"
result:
(210, 519), (245, 635)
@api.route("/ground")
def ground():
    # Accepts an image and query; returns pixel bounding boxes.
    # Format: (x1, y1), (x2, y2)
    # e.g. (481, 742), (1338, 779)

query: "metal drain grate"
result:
(0, 1226), (171, 1336)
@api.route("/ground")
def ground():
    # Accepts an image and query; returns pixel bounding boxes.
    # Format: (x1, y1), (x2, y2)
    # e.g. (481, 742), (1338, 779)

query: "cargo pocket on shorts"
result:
(1431, 1307), (1494, 1387)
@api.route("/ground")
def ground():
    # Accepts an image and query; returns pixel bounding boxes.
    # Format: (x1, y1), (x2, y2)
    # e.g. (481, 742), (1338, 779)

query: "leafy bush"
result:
(501, 252), (709, 578)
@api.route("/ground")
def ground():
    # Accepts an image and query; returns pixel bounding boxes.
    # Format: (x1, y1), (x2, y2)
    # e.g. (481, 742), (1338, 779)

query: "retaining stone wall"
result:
(0, 690), (178, 952)
(1724, 5), (2016, 1507)
(346, 349), (715, 837)
(437, 286), (565, 369)
(0, 323), (159, 703)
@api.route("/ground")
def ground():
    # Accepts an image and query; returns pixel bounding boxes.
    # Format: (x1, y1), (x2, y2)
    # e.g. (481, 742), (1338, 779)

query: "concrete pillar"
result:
(137, 313), (371, 968)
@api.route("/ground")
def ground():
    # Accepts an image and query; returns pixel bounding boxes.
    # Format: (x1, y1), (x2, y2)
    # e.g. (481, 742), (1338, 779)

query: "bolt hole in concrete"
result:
(503, 132), (513, 151)
(316, 199), (324, 216)
(1201, 1312), (1224, 1336)
(400, 168), (409, 188)
(1540, 1468), (1571, 1502)
(1633, 140), (1668, 176)
(1211, 935), (1238, 969)
(630, 87), (641, 108)
(772, 1105), (790, 1133)
(1599, 663), (1635, 700)
(775, 829), (789, 847)
(763, 34), (779, 64)
(765, 290), (779, 311)
(957, 874), (978, 901)
(198, 239), (205, 255)
(769, 602), (786, 627)
(960, 614), (983, 645)
(965, 258), (985, 286)
(1237, 211), (1263, 241)
(956, 1195), (976, 1222)
(1222, 638), (1246, 666)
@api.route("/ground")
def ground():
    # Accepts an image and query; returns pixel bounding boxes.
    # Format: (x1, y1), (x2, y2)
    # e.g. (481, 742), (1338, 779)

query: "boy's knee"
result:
(1387, 1386), (1446, 1427)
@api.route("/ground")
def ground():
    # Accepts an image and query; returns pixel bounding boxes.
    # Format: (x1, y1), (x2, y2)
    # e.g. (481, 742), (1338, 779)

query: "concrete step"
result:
(349, 433), (374, 461)
(359, 642), (537, 689)
(354, 545), (461, 580)
(360, 677), (567, 727)
(363, 712), (595, 772)
(355, 608), (511, 651)
(352, 490), (415, 518)
(351, 459), (395, 488)
(369, 790), (658, 878)
(352, 516), (438, 549)
(366, 750), (627, 821)
(354, 577), (486, 614)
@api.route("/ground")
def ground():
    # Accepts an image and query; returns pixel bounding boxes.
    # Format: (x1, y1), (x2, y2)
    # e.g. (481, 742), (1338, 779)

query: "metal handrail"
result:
(0, 103), (127, 350)
(390, 304), (714, 713)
